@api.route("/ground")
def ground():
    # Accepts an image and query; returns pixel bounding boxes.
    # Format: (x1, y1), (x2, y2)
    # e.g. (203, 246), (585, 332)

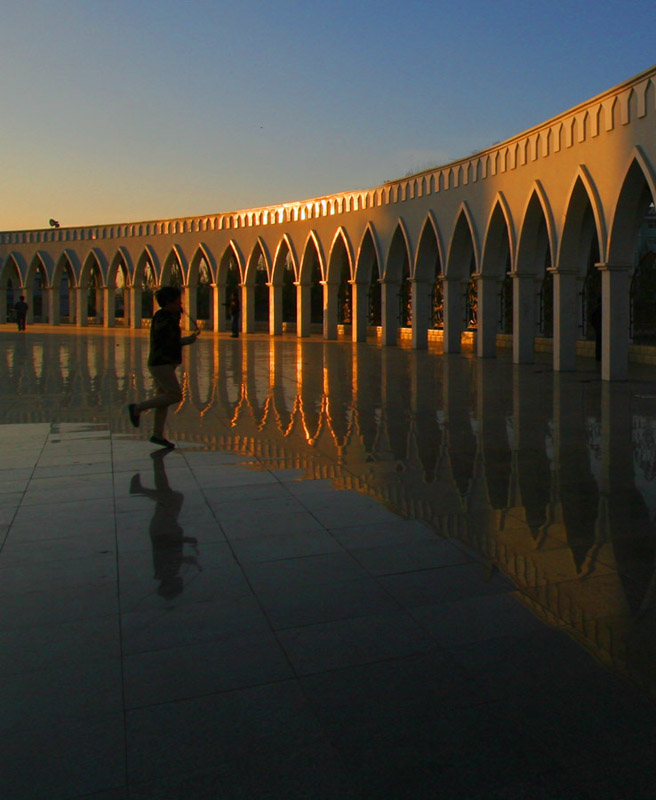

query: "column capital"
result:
(595, 262), (632, 272)
(547, 266), (577, 276)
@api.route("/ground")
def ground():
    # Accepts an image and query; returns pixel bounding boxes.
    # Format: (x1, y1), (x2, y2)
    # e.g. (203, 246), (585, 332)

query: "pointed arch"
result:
(188, 243), (217, 285)
(108, 247), (133, 287)
(244, 237), (271, 286)
(160, 245), (188, 286)
(80, 248), (109, 288)
(516, 182), (556, 273)
(271, 234), (298, 285)
(481, 195), (514, 278)
(52, 249), (81, 286)
(299, 230), (325, 283)
(446, 203), (479, 279)
(414, 212), (445, 282)
(607, 146), (656, 265)
(383, 218), (412, 283)
(133, 245), (160, 286)
(326, 227), (354, 284)
(558, 167), (606, 273)
(354, 223), (382, 284)
(217, 241), (245, 284)
(1, 251), (28, 285)
(26, 251), (54, 287)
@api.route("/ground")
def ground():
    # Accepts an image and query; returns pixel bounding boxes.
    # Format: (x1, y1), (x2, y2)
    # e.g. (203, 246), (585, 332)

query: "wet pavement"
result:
(2, 324), (656, 799)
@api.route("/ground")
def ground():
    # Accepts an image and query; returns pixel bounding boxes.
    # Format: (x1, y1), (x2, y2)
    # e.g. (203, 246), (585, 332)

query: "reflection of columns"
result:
(597, 263), (631, 381)
(102, 286), (115, 328)
(410, 279), (430, 350)
(475, 274), (498, 358)
(75, 286), (87, 326)
(323, 281), (338, 340)
(551, 267), (578, 372)
(442, 277), (465, 354)
(351, 281), (368, 342)
(211, 284), (222, 332)
(242, 283), (255, 334)
(381, 280), (398, 347)
(296, 282), (311, 337)
(512, 272), (537, 364)
(269, 283), (282, 335)
(129, 286), (142, 329)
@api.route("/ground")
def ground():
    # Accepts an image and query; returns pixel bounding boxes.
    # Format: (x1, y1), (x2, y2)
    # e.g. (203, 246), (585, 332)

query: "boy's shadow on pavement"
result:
(130, 449), (200, 599)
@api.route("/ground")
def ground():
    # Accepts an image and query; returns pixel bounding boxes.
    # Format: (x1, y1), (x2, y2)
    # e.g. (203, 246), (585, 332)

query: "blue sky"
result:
(1, 0), (654, 230)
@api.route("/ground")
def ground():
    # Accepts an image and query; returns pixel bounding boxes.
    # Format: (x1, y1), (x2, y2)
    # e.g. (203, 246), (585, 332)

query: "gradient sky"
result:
(2, 0), (654, 231)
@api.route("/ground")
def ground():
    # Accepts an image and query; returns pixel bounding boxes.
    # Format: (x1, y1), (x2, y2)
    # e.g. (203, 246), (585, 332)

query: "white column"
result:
(475, 274), (498, 358)
(211, 284), (221, 332)
(103, 286), (115, 328)
(351, 281), (368, 342)
(598, 262), (631, 381)
(380, 280), (398, 346)
(512, 272), (537, 364)
(75, 286), (87, 326)
(47, 287), (59, 325)
(129, 286), (142, 329)
(269, 284), (283, 335)
(182, 284), (197, 328)
(323, 281), (338, 340)
(410, 279), (430, 350)
(551, 267), (578, 372)
(296, 282), (311, 337)
(242, 283), (255, 334)
(442, 277), (465, 354)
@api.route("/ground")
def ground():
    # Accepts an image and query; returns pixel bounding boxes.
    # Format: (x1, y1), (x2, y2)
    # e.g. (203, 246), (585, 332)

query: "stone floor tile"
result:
(277, 610), (437, 675)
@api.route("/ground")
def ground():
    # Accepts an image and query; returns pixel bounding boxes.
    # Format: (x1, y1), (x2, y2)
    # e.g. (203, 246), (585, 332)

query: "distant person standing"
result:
(128, 286), (200, 448)
(229, 290), (240, 338)
(14, 296), (28, 331)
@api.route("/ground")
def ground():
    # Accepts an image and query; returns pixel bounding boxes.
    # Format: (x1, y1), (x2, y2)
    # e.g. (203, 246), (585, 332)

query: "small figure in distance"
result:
(14, 296), (28, 331)
(229, 290), (240, 338)
(127, 286), (200, 448)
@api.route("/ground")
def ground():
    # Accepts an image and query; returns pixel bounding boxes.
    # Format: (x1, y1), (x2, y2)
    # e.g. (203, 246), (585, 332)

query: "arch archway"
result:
(353, 227), (381, 342)
(444, 208), (478, 353)
(514, 188), (554, 363)
(413, 216), (443, 349)
(325, 229), (353, 340)
(604, 155), (656, 378)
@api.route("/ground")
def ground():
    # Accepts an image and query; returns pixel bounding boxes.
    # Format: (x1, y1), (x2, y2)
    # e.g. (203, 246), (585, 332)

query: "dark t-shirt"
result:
(148, 309), (182, 366)
(14, 301), (28, 317)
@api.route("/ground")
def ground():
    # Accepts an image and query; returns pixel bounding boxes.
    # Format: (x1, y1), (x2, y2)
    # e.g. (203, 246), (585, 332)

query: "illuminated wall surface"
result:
(2, 329), (656, 697)
(3, 66), (656, 381)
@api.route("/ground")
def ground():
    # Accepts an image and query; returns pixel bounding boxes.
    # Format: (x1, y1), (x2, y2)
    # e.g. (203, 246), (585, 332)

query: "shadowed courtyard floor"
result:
(2, 325), (656, 799)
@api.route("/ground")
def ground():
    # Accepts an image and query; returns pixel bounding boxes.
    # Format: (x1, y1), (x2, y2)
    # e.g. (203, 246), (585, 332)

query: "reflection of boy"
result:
(128, 286), (199, 448)
(129, 449), (199, 599)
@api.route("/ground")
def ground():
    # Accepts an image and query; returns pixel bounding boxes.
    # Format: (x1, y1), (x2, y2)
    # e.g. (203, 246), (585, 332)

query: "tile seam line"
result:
(109, 427), (131, 790)
(0, 423), (51, 553)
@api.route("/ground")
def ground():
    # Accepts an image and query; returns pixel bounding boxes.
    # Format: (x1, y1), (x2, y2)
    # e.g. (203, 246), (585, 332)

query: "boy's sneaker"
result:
(150, 435), (175, 449)
(128, 404), (140, 428)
